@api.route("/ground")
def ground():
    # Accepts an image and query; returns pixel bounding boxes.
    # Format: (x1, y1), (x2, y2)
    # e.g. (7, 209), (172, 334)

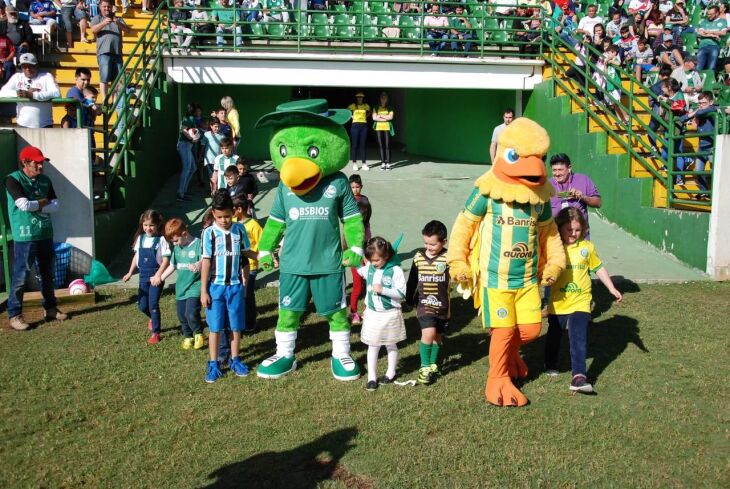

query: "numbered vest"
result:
(6, 170), (54, 242)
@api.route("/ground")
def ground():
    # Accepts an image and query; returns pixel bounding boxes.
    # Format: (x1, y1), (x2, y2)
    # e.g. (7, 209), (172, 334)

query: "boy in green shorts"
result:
(406, 220), (451, 385)
(161, 218), (205, 350)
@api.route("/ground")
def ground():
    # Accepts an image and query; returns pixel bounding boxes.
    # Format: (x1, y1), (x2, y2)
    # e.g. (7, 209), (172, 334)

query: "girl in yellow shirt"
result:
(545, 207), (622, 394)
(373, 91), (394, 170)
(347, 91), (371, 171)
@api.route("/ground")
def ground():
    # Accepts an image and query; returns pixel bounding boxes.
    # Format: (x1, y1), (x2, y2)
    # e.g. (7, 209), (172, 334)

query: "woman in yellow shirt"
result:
(545, 207), (622, 394)
(221, 96), (241, 151)
(372, 91), (394, 170)
(347, 91), (371, 171)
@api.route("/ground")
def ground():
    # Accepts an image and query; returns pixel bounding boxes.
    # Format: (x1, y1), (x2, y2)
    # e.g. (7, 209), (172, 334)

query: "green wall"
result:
(179, 85), (291, 160)
(94, 79), (180, 263)
(524, 82), (710, 270)
(404, 88), (516, 164)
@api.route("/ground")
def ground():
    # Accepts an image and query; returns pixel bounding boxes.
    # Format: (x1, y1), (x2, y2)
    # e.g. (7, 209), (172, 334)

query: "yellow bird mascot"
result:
(447, 118), (566, 407)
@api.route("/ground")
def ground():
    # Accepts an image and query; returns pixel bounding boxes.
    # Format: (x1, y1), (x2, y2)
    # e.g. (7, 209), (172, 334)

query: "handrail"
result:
(0, 97), (83, 125)
(544, 31), (714, 209)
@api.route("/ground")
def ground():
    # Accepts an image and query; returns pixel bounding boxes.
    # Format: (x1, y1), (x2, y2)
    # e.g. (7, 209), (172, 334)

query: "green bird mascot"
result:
(255, 99), (365, 381)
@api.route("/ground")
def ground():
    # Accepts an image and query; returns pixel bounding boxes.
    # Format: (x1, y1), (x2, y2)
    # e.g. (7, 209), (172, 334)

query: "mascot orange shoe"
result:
(447, 118), (565, 407)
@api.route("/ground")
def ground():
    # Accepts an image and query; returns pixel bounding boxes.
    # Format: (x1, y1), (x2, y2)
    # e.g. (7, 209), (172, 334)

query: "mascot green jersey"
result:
(255, 99), (365, 381)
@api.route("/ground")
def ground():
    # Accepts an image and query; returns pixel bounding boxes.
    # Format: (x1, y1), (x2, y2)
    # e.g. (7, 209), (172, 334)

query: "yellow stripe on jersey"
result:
(549, 240), (603, 315)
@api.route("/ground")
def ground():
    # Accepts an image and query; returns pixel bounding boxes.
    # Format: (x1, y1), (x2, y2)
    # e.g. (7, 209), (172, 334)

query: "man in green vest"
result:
(5, 146), (68, 331)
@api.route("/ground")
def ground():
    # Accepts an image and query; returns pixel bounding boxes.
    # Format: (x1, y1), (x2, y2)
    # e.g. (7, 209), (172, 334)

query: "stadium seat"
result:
(492, 30), (509, 44)
(311, 13), (330, 39)
(333, 14), (356, 39)
(267, 23), (287, 39)
(362, 24), (380, 40)
(399, 15), (420, 41)
(294, 11), (309, 36)
(250, 22), (264, 38)
(333, 4), (348, 12)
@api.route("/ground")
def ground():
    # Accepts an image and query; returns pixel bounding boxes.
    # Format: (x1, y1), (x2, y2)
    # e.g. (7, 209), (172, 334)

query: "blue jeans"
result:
(697, 44), (720, 71)
(544, 312), (591, 376)
(350, 122), (367, 164)
(8, 239), (57, 319)
(176, 297), (202, 337)
(450, 33), (473, 52)
(2, 60), (15, 83)
(427, 31), (448, 52)
(216, 25), (243, 46)
(138, 277), (163, 333)
(176, 140), (196, 196)
(695, 154), (711, 191)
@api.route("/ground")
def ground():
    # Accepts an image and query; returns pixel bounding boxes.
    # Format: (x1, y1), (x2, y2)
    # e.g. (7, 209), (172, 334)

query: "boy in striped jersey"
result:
(406, 220), (450, 385)
(200, 190), (258, 383)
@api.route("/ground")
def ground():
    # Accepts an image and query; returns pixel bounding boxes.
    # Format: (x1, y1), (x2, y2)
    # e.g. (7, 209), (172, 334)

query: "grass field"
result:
(1, 280), (729, 488)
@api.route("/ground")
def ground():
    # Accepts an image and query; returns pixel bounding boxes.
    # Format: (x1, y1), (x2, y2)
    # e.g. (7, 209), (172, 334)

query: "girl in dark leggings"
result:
(373, 91), (394, 170)
(348, 91), (371, 171)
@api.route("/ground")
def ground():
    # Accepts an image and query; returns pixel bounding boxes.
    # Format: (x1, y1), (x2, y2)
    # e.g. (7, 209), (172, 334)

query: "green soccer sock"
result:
(430, 342), (441, 366)
(419, 342), (432, 368)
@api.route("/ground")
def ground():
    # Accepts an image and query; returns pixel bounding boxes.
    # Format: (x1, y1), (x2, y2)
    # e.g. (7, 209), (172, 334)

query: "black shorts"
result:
(418, 315), (448, 334)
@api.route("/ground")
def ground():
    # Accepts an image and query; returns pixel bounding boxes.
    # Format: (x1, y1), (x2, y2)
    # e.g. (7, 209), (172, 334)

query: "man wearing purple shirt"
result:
(549, 153), (601, 239)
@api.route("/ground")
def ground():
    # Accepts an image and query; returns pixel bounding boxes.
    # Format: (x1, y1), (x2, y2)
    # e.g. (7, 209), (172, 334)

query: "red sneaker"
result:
(147, 333), (161, 345)
(147, 320), (153, 332)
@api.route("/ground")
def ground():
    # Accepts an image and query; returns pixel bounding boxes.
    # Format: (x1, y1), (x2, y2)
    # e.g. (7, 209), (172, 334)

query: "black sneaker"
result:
(569, 374), (593, 393)
(379, 375), (396, 384)
(366, 380), (378, 391)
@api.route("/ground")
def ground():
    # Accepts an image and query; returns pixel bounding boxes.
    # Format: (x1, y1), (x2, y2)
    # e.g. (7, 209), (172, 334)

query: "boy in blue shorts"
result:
(201, 189), (256, 383)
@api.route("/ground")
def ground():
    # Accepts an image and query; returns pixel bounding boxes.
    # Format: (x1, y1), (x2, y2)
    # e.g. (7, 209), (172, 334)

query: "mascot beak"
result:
(280, 157), (322, 195)
(494, 154), (547, 188)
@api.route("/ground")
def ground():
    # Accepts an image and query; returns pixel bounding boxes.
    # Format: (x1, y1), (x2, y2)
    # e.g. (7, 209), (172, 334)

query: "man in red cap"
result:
(5, 146), (67, 330)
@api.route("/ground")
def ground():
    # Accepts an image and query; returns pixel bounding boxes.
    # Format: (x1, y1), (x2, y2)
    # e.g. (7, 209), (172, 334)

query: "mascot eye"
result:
(279, 145), (287, 158)
(503, 148), (519, 164)
(307, 146), (320, 159)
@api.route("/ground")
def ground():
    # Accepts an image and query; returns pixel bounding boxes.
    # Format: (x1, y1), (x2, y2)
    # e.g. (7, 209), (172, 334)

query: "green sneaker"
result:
(331, 356), (361, 381)
(257, 355), (297, 379)
(417, 366), (433, 385)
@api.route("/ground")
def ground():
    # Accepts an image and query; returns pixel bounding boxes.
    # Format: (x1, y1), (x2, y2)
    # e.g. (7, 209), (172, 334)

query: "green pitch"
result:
(1, 281), (728, 488)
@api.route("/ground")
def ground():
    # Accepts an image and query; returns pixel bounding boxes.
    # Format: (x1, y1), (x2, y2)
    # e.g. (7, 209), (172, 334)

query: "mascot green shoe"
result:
(255, 99), (365, 381)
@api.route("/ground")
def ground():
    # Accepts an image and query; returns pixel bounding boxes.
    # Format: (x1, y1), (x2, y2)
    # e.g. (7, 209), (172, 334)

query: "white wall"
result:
(707, 135), (730, 280)
(14, 128), (95, 258)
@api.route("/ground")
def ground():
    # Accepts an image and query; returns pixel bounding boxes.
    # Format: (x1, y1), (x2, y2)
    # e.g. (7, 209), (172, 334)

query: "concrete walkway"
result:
(106, 151), (707, 287)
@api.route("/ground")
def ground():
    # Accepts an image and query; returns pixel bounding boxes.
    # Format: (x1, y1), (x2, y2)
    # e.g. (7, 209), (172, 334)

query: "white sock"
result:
(330, 330), (352, 358)
(385, 344), (398, 379)
(367, 345), (380, 382)
(274, 331), (297, 358)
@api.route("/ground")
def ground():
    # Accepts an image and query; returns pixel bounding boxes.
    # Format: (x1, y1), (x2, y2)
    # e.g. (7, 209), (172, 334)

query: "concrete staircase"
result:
(543, 51), (710, 212)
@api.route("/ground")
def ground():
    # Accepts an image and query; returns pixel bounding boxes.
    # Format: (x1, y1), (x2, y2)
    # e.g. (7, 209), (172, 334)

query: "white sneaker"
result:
(544, 369), (559, 377)
(361, 164), (369, 171)
(352, 163), (359, 171)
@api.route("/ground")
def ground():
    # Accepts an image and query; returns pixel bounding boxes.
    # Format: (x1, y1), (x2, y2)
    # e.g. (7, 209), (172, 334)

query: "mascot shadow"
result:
(200, 427), (359, 489)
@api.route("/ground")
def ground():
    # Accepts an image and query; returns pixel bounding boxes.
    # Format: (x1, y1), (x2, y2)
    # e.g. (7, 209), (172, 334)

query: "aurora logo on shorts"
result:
(496, 307), (508, 319)
(288, 206), (330, 221)
(281, 296), (292, 306)
(560, 282), (582, 293)
(503, 242), (534, 259)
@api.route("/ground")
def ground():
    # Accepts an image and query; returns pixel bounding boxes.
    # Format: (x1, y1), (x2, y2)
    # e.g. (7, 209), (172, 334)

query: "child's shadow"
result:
(587, 314), (648, 384)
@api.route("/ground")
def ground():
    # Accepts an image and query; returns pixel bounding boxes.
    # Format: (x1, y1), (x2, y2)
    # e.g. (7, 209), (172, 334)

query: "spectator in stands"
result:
(626, 11), (645, 38)
(655, 32), (684, 69)
(697, 5), (728, 71)
(60, 102), (77, 127)
(190, 3), (213, 43)
(680, 91), (716, 199)
(29, 0), (57, 41)
(423, 3), (449, 55)
(614, 24), (637, 59)
(666, 0), (689, 37)
(262, 0), (290, 24)
(66, 67), (100, 127)
(655, 78), (687, 182)
(720, 2), (730, 27)
(0, 52), (60, 128)
(90, 0), (131, 101)
(221, 95), (240, 149)
(5, 145), (68, 331)
(489, 108), (514, 163)
(671, 56), (703, 105)
(241, 0), (262, 23)
(82, 84), (98, 127)
(609, 0), (628, 18)
(0, 21), (15, 83)
(591, 22), (606, 48)
(59, 0), (89, 48)
(627, 0), (652, 15)
(493, 0), (517, 19)
(309, 0), (327, 10)
(644, 2), (665, 40)
(5, 5), (34, 59)
(449, 4), (473, 54)
(566, 35), (589, 92)
(214, 0), (242, 50)
(170, 0), (193, 52)
(552, 0), (577, 23)
(594, 44), (629, 123)
(606, 10), (624, 39)
(575, 4), (603, 39)
(548, 153), (601, 238)
(177, 102), (197, 202)
(628, 37), (654, 82)
(512, 4), (538, 54)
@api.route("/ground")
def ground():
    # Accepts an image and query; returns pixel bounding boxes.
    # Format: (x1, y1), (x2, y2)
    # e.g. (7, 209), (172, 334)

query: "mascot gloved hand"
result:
(255, 99), (365, 381)
(446, 118), (566, 407)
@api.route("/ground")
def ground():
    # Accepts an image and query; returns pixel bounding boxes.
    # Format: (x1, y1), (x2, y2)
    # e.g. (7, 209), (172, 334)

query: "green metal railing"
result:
(166, 1), (547, 58)
(0, 97), (83, 125)
(544, 32), (716, 209)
